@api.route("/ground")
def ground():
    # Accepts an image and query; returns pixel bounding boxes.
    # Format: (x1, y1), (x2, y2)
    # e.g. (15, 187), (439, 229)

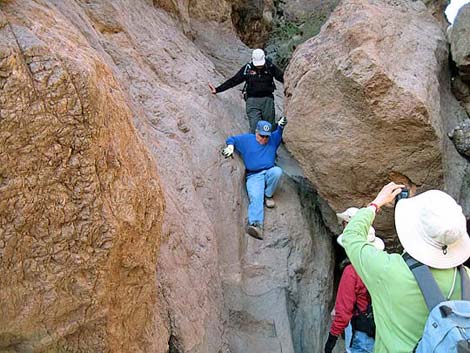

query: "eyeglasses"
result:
(259, 135), (270, 139)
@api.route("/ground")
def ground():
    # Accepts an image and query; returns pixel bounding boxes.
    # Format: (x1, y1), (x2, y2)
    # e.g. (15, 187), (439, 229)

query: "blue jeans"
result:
(245, 166), (282, 224)
(345, 322), (353, 353)
(350, 331), (374, 353)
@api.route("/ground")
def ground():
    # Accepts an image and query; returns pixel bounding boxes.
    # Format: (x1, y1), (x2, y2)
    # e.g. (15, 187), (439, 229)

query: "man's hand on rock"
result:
(222, 145), (234, 158)
(208, 83), (217, 94)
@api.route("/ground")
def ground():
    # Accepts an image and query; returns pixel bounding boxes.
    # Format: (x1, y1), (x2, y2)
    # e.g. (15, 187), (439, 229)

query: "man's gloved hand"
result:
(278, 116), (287, 128)
(222, 145), (234, 158)
(324, 333), (338, 353)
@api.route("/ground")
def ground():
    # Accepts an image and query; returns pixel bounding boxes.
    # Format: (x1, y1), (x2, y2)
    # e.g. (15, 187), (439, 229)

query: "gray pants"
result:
(246, 96), (275, 133)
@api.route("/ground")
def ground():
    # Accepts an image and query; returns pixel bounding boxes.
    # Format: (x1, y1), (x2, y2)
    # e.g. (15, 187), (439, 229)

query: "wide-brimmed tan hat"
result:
(395, 190), (470, 269)
(336, 207), (360, 224)
(337, 226), (385, 250)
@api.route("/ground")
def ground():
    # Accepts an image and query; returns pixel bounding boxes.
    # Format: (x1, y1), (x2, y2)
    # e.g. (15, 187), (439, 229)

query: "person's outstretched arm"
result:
(342, 182), (404, 291)
(211, 65), (247, 94)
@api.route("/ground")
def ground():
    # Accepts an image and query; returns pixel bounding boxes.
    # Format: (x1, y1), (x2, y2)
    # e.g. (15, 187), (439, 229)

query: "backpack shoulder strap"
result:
(404, 253), (445, 310)
(459, 265), (470, 300)
(243, 63), (251, 76)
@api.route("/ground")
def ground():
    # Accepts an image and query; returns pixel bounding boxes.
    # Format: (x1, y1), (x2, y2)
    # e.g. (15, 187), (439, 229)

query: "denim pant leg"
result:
(246, 172), (265, 224)
(345, 322), (353, 353)
(264, 166), (282, 198)
(350, 331), (374, 353)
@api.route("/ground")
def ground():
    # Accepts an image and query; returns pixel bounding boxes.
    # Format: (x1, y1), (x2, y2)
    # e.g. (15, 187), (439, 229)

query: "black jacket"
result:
(215, 60), (284, 98)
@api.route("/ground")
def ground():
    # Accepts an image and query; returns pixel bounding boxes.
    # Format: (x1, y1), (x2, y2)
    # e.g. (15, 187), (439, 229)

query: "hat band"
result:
(422, 234), (449, 254)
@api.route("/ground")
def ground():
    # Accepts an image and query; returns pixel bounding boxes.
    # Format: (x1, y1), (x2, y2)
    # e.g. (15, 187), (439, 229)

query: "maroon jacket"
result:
(330, 264), (371, 336)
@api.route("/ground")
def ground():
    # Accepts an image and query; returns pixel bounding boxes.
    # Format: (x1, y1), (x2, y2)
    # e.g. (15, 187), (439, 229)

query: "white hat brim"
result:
(395, 196), (470, 269)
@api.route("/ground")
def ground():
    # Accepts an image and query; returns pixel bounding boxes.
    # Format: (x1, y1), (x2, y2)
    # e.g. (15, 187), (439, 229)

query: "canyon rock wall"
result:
(0, 2), (164, 352)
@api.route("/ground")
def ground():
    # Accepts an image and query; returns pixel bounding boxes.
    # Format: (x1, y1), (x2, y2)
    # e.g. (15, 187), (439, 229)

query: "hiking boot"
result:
(265, 197), (275, 208)
(247, 223), (263, 240)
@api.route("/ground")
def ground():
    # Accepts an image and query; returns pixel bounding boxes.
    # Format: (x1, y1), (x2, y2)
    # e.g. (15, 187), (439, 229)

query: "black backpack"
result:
(351, 303), (375, 338)
(240, 59), (275, 101)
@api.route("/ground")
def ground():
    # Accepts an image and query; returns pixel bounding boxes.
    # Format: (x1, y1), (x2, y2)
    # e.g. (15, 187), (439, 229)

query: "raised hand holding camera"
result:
(370, 182), (406, 210)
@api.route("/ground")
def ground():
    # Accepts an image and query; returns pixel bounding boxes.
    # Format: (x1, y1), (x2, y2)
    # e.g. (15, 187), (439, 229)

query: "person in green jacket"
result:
(342, 182), (470, 353)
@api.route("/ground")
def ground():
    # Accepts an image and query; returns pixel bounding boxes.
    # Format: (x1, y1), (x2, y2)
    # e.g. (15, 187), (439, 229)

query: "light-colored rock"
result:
(422, 0), (450, 26)
(449, 119), (470, 157)
(451, 3), (470, 81)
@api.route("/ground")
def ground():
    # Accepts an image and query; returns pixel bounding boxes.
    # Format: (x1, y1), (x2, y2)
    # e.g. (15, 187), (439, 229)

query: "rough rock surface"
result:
(451, 3), (470, 81)
(0, 1), (336, 353)
(0, 3), (164, 353)
(284, 0), (470, 241)
(422, 0), (450, 26)
(281, 0), (333, 21)
(449, 119), (470, 157)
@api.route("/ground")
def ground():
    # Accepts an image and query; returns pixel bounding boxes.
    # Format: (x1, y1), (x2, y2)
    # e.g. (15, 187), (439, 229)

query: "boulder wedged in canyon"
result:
(0, 4), (164, 353)
(284, 0), (470, 242)
(0, 1), (336, 353)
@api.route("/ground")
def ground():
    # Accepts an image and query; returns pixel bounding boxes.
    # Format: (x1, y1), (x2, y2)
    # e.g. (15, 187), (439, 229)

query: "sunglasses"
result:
(259, 135), (270, 139)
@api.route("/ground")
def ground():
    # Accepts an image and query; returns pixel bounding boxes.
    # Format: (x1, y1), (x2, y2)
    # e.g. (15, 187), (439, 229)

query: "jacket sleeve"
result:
(330, 266), (358, 336)
(226, 134), (245, 155)
(226, 135), (237, 147)
(271, 125), (284, 147)
(271, 63), (284, 83)
(216, 65), (247, 93)
(342, 208), (393, 293)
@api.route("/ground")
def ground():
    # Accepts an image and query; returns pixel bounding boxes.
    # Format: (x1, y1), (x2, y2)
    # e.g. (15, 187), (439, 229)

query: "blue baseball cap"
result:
(256, 120), (272, 136)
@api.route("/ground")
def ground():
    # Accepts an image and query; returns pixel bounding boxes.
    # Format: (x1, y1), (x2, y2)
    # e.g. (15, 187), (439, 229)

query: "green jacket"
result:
(342, 207), (469, 353)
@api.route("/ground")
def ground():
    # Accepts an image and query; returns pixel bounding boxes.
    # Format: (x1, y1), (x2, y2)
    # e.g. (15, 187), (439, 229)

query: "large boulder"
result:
(284, 0), (468, 239)
(0, 5), (164, 353)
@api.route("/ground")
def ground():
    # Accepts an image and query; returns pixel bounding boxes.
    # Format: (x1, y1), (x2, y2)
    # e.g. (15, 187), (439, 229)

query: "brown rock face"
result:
(0, 4), (163, 353)
(422, 0), (450, 26)
(284, 0), (450, 237)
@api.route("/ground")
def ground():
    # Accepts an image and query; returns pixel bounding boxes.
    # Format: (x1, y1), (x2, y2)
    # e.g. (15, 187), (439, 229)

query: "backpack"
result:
(351, 302), (375, 338)
(240, 59), (275, 101)
(405, 254), (470, 353)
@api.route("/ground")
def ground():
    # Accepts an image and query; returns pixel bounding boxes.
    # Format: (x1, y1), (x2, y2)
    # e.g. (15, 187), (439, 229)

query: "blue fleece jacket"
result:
(226, 126), (283, 174)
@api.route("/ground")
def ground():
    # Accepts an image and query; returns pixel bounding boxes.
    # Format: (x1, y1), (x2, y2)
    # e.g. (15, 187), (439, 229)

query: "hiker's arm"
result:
(271, 125), (284, 147)
(226, 134), (246, 154)
(343, 183), (404, 290)
(216, 66), (246, 93)
(330, 266), (357, 336)
(272, 64), (284, 83)
(342, 208), (392, 290)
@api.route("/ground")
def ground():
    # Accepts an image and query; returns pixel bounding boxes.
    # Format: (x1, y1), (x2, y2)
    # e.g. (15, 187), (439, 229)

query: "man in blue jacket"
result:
(222, 117), (287, 239)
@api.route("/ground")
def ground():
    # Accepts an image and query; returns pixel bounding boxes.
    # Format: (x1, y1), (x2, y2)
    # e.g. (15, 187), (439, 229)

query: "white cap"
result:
(252, 49), (266, 66)
(336, 207), (359, 224)
(337, 227), (385, 251)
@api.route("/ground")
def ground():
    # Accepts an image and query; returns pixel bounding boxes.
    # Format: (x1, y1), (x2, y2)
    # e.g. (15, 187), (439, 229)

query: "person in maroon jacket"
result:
(324, 208), (385, 353)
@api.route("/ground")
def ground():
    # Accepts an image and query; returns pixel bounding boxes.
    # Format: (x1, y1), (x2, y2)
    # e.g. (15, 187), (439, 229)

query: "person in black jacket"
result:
(209, 49), (284, 132)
